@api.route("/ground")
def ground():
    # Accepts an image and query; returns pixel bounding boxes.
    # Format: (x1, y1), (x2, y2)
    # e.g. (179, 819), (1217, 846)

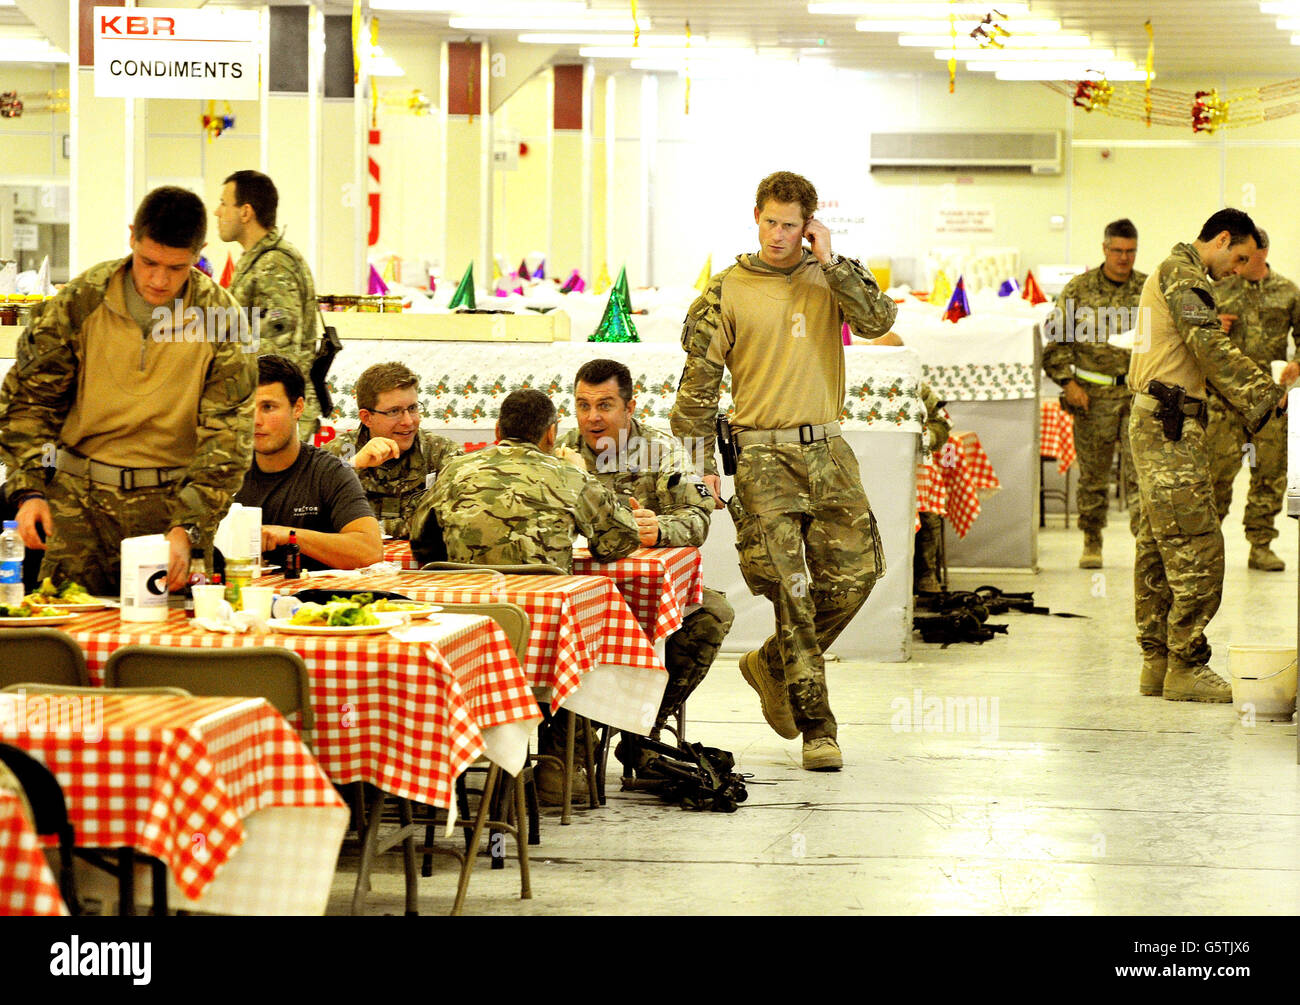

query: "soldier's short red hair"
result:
(755, 172), (818, 221)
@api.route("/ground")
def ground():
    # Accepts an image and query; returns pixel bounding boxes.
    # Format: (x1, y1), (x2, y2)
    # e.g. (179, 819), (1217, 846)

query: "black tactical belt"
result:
(1132, 391), (1208, 421)
(55, 450), (185, 490)
(734, 421), (842, 448)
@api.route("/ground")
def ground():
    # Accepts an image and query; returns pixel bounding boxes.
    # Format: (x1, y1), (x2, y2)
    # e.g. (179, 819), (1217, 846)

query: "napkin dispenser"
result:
(120, 534), (169, 622)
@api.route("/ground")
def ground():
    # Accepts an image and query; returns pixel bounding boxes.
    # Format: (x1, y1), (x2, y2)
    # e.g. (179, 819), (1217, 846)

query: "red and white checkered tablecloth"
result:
(261, 570), (667, 735)
(0, 788), (67, 916)
(66, 609), (536, 813)
(915, 430), (1002, 539)
(382, 539), (704, 644)
(0, 692), (342, 904)
(1040, 400), (1076, 474)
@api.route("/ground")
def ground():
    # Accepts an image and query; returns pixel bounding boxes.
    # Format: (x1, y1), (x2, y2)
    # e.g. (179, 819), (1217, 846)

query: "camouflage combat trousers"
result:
(1129, 406), (1223, 672)
(1206, 393), (1286, 546)
(659, 586), (735, 733)
(1069, 386), (1138, 537)
(39, 469), (182, 596)
(729, 437), (883, 740)
(914, 512), (943, 585)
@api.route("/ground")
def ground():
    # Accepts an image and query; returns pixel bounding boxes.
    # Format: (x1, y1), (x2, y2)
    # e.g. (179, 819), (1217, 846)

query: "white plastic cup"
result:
(240, 586), (275, 621)
(1272, 359), (1288, 385)
(192, 585), (230, 620)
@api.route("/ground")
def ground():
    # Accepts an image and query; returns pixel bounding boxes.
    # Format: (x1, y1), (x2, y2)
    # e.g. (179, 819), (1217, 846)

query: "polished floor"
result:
(330, 480), (1300, 916)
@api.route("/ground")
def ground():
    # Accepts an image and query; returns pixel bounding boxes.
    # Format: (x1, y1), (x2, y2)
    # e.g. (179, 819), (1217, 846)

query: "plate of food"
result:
(369, 598), (443, 618)
(23, 577), (105, 612)
(0, 602), (77, 627)
(266, 597), (405, 635)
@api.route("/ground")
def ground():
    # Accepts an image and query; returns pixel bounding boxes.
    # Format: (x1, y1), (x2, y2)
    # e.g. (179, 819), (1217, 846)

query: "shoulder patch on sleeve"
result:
(1177, 289), (1216, 325)
(693, 481), (713, 501)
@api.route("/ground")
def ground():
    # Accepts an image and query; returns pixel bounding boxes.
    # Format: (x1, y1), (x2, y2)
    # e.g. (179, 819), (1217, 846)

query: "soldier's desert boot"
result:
(740, 649), (799, 739)
(1139, 658), (1167, 696)
(1079, 532), (1102, 569)
(1248, 545), (1285, 571)
(1163, 664), (1233, 703)
(802, 736), (842, 771)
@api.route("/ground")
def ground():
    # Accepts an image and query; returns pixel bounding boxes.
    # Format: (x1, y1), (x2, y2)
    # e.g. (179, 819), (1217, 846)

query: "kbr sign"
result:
(93, 7), (261, 101)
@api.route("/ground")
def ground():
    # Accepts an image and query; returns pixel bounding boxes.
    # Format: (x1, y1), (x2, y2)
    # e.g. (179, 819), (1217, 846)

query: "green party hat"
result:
(448, 262), (476, 310)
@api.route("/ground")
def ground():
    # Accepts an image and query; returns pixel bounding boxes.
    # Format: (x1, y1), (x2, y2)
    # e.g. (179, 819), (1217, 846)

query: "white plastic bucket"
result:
(1228, 645), (1298, 722)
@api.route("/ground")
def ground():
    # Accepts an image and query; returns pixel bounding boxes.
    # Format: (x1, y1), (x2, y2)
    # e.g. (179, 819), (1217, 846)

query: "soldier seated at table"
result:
(234, 355), (383, 572)
(556, 359), (735, 764)
(326, 361), (462, 539)
(410, 387), (639, 805)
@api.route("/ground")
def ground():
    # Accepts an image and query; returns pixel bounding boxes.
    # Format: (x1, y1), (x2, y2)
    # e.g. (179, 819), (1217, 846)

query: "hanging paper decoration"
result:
(352, 0), (362, 84)
(219, 253), (234, 289)
(631, 0), (640, 47)
(517, 259), (532, 281)
(928, 270), (953, 307)
(970, 12), (1009, 48)
(593, 262), (613, 295)
(0, 89), (69, 118)
(694, 255), (713, 294)
(997, 278), (1021, 297)
(201, 100), (235, 141)
(685, 20), (692, 115)
(448, 262), (476, 310)
(1022, 270), (1047, 306)
(589, 272), (639, 343)
(947, 12), (957, 95)
(1192, 89), (1228, 134)
(1071, 78), (1113, 112)
(368, 264), (388, 296)
(560, 270), (585, 294)
(1046, 76), (1300, 131)
(942, 276), (971, 323)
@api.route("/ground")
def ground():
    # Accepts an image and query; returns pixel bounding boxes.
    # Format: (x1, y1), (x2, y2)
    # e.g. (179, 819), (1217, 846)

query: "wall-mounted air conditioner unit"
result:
(868, 130), (1062, 175)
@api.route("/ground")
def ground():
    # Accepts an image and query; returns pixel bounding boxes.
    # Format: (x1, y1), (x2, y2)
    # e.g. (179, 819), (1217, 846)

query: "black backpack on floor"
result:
(617, 736), (749, 813)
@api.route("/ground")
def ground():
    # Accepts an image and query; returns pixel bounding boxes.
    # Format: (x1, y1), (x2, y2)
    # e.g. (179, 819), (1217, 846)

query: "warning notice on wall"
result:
(93, 7), (261, 101)
(934, 205), (995, 237)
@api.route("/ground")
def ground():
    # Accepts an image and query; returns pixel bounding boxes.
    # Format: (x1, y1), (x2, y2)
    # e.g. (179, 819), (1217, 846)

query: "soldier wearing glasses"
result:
(326, 362), (462, 539)
(1043, 218), (1147, 569)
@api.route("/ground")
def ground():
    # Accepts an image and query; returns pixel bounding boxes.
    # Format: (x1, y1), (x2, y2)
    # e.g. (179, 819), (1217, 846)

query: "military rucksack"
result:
(616, 736), (749, 812)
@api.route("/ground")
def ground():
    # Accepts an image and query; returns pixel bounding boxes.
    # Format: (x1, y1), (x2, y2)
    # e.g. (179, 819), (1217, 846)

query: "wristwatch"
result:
(177, 524), (203, 548)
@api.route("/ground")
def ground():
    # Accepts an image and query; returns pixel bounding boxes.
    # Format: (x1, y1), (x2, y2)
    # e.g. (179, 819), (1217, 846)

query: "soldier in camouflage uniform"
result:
(326, 361), (461, 538)
(1042, 219), (1147, 568)
(1128, 209), (1283, 703)
(913, 380), (953, 593)
(412, 388), (639, 573)
(556, 358), (735, 744)
(0, 187), (256, 596)
(1206, 230), (1300, 570)
(670, 171), (897, 771)
(216, 170), (321, 441)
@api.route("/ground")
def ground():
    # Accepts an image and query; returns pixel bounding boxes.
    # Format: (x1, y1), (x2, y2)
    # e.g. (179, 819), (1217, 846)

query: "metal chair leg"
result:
(351, 786), (388, 915)
(451, 764), (500, 916)
(118, 847), (135, 917)
(561, 710), (575, 826)
(398, 798), (419, 916)
(514, 771), (532, 899)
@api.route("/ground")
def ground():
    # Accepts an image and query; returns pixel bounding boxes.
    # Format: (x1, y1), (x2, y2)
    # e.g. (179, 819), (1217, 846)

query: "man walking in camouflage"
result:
(1207, 229), (1300, 571)
(1128, 208), (1283, 703)
(670, 171), (896, 770)
(557, 358), (735, 745)
(327, 361), (462, 538)
(413, 388), (639, 572)
(0, 186), (256, 595)
(1043, 219), (1146, 569)
(216, 170), (321, 440)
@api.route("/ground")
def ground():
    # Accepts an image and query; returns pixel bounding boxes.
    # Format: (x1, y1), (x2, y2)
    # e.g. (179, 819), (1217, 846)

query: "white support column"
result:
(581, 60), (594, 283)
(479, 41), (493, 289)
(638, 73), (657, 287)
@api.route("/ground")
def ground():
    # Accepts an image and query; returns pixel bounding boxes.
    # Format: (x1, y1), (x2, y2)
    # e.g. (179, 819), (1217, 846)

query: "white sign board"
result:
(12, 224), (38, 251)
(93, 7), (261, 101)
(934, 205), (996, 237)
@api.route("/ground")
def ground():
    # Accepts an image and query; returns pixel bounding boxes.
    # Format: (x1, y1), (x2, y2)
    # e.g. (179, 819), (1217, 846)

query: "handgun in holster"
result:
(1146, 379), (1206, 442)
(715, 414), (738, 476)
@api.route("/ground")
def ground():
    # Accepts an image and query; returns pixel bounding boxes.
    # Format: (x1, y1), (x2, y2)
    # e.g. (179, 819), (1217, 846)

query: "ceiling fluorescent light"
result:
(450, 16), (649, 31)
(1261, 1), (1300, 12)
(1277, 16), (1300, 27)
(899, 33), (1092, 48)
(810, 2), (1028, 14)
(856, 18), (1060, 33)
(936, 47), (1115, 62)
(579, 45), (753, 59)
(519, 33), (673, 45)
(994, 65), (1147, 81)
(370, 1), (586, 12)
(0, 41), (69, 63)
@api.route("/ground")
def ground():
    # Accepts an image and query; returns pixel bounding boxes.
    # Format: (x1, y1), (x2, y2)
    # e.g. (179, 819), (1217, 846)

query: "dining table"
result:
(0, 780), (68, 916)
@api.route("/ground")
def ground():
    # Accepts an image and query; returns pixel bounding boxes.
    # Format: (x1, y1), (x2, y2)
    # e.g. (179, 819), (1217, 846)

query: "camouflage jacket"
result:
(325, 427), (462, 538)
(1212, 267), (1300, 370)
(229, 228), (319, 404)
(556, 418), (714, 547)
(1042, 264), (1148, 384)
(415, 438), (639, 572)
(0, 257), (256, 531)
(1136, 242), (1282, 430)
(919, 380), (951, 456)
(670, 251), (897, 476)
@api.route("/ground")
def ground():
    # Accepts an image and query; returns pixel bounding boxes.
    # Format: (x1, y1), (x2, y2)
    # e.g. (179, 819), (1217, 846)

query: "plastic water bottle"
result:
(0, 521), (24, 607)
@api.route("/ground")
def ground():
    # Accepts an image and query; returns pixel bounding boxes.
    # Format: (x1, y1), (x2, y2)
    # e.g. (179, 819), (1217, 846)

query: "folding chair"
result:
(0, 629), (91, 688)
(0, 743), (79, 915)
